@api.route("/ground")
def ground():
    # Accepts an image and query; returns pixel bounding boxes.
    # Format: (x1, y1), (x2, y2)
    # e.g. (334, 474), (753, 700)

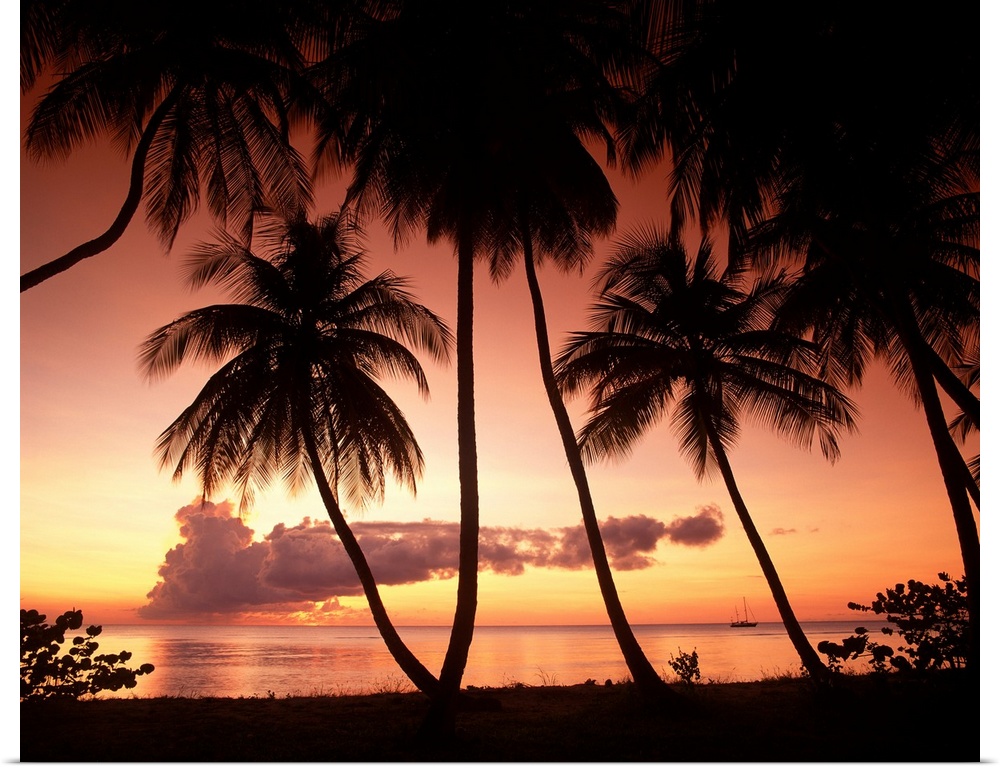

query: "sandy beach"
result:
(20, 672), (975, 762)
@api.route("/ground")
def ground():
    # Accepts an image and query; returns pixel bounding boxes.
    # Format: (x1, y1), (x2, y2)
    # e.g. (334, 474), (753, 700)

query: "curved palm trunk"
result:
(419, 227), (480, 739)
(702, 415), (832, 685)
(299, 426), (442, 695)
(20, 88), (180, 292)
(893, 311), (980, 669)
(812, 242), (978, 664)
(521, 238), (678, 702)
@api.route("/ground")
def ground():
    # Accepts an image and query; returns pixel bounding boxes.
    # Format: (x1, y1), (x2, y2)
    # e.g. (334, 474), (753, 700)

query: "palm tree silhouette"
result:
(515, 225), (682, 703)
(314, 0), (677, 733)
(756, 143), (981, 654)
(632, 0), (979, 643)
(139, 210), (454, 697)
(21, 0), (321, 292)
(555, 228), (858, 684)
(484, 68), (682, 699)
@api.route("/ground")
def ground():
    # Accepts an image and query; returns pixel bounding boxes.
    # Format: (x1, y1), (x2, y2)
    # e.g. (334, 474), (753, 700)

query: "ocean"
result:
(94, 622), (872, 698)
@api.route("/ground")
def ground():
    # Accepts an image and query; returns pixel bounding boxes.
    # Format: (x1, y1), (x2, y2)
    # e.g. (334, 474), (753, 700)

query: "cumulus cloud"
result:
(663, 504), (726, 547)
(140, 500), (724, 619)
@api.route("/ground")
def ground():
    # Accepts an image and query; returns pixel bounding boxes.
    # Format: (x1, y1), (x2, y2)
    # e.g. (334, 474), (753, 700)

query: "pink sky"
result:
(19, 68), (980, 629)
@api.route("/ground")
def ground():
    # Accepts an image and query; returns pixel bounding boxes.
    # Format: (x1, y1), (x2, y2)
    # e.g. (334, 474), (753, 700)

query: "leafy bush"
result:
(21, 608), (155, 701)
(818, 573), (968, 674)
(667, 647), (701, 684)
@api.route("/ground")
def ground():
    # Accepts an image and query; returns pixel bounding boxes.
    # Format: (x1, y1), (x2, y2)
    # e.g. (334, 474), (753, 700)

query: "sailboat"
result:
(730, 597), (758, 628)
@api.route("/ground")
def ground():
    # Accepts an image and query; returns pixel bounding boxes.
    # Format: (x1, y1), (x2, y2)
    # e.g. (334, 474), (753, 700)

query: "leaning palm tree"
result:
(491, 131), (681, 701)
(487, 119), (682, 700)
(753, 139), (981, 644)
(631, 0), (980, 645)
(139, 210), (454, 697)
(555, 228), (858, 684)
(21, 0), (323, 292)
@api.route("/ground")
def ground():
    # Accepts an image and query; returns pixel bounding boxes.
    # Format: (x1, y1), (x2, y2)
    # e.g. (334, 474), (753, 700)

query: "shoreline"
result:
(21, 672), (976, 762)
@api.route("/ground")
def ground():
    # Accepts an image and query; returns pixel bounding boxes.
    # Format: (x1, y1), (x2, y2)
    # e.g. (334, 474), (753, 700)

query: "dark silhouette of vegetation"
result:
(20, 0), (321, 291)
(21, 608), (154, 701)
(556, 230), (857, 684)
(20, 675), (978, 761)
(22, 0), (979, 742)
(818, 573), (969, 674)
(667, 648), (701, 684)
(635, 0), (980, 648)
(521, 243), (680, 704)
(402, 0), (675, 704)
(313, 0), (677, 734)
(140, 210), (453, 698)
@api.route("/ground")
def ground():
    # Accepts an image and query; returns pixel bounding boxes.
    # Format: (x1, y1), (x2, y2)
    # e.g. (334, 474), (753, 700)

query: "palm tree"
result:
(517, 237), (681, 702)
(630, 0), (980, 640)
(755, 152), (981, 653)
(312, 0), (677, 733)
(488, 101), (681, 700)
(478, 66), (683, 697)
(404, 0), (678, 702)
(21, 0), (322, 292)
(139, 210), (454, 697)
(555, 228), (858, 684)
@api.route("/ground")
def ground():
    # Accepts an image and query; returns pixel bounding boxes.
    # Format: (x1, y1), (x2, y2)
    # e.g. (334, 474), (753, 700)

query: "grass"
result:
(20, 671), (975, 762)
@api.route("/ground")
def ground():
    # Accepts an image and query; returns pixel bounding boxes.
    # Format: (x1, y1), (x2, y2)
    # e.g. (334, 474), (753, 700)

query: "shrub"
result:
(667, 647), (701, 684)
(21, 608), (155, 701)
(818, 573), (969, 674)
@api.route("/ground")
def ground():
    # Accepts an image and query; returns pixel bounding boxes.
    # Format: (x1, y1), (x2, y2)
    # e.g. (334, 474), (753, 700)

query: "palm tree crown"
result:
(140, 210), (452, 511)
(556, 227), (858, 683)
(22, 0), (322, 290)
(310, 0), (651, 733)
(557, 227), (857, 474)
(140, 210), (454, 697)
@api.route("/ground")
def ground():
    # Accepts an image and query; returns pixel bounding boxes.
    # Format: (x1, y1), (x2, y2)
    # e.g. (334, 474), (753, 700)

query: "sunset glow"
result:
(20, 119), (975, 630)
(19, 9), (978, 637)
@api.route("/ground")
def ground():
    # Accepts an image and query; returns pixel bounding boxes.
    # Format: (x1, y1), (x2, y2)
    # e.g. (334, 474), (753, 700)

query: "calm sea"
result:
(94, 622), (871, 698)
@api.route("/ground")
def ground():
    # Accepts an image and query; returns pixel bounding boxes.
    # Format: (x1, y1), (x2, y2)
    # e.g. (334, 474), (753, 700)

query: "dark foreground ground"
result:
(21, 672), (976, 762)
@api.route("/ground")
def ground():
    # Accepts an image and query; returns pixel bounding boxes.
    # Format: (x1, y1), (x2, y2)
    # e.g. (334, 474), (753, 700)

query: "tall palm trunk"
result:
(521, 233), (678, 702)
(701, 404), (832, 685)
(21, 88), (181, 292)
(299, 424), (442, 695)
(420, 227), (481, 738)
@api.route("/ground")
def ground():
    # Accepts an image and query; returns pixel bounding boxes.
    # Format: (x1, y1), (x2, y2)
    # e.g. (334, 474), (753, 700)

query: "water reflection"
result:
(96, 622), (870, 698)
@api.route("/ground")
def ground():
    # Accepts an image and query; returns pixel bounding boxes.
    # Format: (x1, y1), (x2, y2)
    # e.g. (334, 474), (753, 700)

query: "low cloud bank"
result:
(139, 500), (725, 619)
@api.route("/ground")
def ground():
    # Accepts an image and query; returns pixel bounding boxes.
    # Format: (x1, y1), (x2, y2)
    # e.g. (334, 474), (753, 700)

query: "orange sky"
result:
(18, 68), (981, 630)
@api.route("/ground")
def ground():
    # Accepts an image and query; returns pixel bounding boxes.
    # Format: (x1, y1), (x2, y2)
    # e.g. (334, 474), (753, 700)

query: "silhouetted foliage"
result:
(667, 648), (701, 684)
(556, 231), (855, 685)
(141, 210), (452, 698)
(818, 573), (969, 674)
(21, 608), (154, 701)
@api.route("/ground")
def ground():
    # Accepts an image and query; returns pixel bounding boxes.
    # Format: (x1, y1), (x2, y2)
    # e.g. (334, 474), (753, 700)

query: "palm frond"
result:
(144, 210), (451, 512)
(562, 226), (856, 479)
